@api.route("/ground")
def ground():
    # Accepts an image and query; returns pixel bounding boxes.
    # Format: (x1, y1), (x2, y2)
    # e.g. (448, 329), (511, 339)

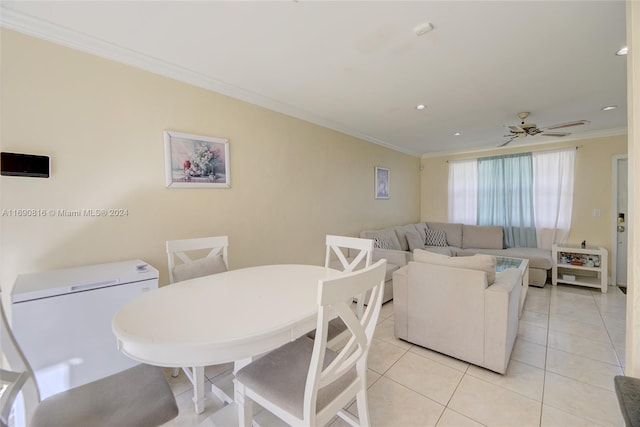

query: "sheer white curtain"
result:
(448, 159), (477, 224)
(532, 148), (576, 250)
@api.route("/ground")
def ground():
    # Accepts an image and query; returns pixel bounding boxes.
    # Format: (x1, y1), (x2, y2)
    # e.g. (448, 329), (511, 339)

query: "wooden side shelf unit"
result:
(552, 244), (608, 293)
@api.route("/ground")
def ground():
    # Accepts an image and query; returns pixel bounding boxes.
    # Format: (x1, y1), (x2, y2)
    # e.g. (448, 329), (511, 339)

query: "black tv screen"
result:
(1, 152), (50, 178)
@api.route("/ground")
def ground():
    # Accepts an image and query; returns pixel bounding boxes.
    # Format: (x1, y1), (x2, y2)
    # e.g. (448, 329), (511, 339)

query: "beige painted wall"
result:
(0, 30), (420, 290)
(420, 135), (628, 257)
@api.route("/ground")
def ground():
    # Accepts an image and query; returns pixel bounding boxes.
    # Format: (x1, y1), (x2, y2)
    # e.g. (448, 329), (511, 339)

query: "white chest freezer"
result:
(11, 259), (159, 400)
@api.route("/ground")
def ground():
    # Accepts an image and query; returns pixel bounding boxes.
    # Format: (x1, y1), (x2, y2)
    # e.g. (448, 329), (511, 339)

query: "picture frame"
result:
(375, 166), (389, 199)
(164, 131), (230, 188)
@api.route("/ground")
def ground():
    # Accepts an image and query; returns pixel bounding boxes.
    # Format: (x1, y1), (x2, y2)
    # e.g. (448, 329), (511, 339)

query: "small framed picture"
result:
(164, 131), (230, 188)
(375, 166), (389, 199)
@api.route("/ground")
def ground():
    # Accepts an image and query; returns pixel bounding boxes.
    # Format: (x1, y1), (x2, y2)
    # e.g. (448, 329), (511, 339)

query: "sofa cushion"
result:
(413, 249), (497, 284)
(361, 228), (402, 251)
(172, 255), (227, 282)
(423, 246), (456, 256)
(406, 231), (426, 251)
(462, 225), (504, 249)
(425, 229), (448, 247)
(502, 247), (553, 270)
(394, 224), (421, 251)
(414, 222), (428, 239)
(426, 222), (463, 248)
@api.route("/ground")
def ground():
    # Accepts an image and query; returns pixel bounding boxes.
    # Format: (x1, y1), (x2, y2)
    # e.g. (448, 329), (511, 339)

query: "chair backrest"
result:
(304, 259), (386, 421)
(166, 236), (229, 283)
(0, 295), (40, 427)
(324, 235), (374, 273)
(325, 235), (374, 320)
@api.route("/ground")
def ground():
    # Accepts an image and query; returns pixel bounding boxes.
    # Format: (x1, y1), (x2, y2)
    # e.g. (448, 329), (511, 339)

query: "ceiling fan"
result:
(499, 112), (590, 147)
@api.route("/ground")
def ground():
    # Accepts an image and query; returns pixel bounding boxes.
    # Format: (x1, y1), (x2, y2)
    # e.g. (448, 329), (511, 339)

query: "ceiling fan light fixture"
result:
(616, 46), (628, 56)
(602, 105), (618, 111)
(416, 104), (426, 110)
(454, 132), (461, 136)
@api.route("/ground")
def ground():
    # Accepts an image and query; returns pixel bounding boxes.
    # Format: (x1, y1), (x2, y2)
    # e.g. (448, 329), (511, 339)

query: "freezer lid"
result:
(12, 259), (159, 303)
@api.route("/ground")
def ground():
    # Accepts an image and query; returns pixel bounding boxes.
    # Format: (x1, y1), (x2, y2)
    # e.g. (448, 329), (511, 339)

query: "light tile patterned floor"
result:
(166, 283), (627, 427)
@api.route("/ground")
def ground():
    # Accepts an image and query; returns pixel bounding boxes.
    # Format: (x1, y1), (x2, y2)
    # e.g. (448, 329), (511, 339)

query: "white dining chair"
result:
(166, 236), (229, 283)
(235, 259), (386, 427)
(166, 235), (231, 414)
(0, 294), (178, 427)
(315, 235), (374, 348)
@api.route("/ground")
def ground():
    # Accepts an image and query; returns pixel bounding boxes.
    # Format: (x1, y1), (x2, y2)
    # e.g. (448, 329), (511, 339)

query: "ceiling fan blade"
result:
(544, 120), (590, 130)
(508, 125), (524, 133)
(498, 135), (518, 147)
(541, 132), (571, 137)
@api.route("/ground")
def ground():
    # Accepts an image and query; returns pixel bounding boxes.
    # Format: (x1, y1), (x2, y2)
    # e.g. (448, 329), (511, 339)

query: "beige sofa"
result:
(361, 221), (552, 287)
(393, 250), (522, 374)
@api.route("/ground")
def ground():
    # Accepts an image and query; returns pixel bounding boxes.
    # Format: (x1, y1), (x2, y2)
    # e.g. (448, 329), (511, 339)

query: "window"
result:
(448, 148), (575, 250)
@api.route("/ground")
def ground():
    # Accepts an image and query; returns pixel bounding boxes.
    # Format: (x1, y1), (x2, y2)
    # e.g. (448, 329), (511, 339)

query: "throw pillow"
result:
(374, 236), (394, 249)
(362, 228), (402, 251)
(172, 255), (227, 282)
(394, 224), (422, 251)
(413, 249), (497, 284)
(406, 230), (426, 251)
(425, 228), (448, 247)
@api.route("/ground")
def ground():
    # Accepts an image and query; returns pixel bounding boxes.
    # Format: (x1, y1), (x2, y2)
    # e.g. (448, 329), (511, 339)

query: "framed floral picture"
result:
(164, 131), (230, 188)
(375, 166), (389, 199)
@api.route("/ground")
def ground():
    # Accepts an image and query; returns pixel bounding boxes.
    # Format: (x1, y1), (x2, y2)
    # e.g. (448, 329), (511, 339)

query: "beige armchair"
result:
(393, 250), (522, 374)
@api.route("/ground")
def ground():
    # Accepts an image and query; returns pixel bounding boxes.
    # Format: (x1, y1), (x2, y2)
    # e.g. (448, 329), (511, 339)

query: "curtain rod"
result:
(445, 145), (581, 163)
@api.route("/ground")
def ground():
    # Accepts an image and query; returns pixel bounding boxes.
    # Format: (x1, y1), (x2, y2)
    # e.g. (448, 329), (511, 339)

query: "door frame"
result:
(611, 154), (628, 287)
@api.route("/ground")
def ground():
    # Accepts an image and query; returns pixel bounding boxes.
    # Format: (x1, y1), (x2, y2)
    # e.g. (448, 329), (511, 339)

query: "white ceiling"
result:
(0, 1), (628, 157)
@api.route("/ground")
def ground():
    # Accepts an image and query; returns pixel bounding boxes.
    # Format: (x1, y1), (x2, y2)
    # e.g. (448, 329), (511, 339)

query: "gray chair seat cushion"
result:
(32, 364), (178, 427)
(307, 318), (347, 342)
(236, 336), (356, 419)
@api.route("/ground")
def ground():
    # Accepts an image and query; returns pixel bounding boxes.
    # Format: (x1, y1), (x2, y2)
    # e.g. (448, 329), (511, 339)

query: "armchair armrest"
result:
(392, 266), (409, 339)
(484, 268), (522, 373)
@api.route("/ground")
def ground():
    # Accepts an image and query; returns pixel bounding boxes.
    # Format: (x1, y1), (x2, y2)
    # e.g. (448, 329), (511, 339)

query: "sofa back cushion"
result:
(360, 228), (402, 251)
(394, 224), (422, 251)
(413, 249), (497, 284)
(406, 231), (426, 251)
(462, 225), (504, 249)
(426, 222), (463, 248)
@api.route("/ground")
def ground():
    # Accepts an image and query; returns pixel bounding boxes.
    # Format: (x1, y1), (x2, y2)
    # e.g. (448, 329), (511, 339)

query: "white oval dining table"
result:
(112, 264), (339, 424)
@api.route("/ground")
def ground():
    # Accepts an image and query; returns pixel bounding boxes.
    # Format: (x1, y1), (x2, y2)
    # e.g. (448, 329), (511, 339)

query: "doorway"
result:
(612, 155), (628, 288)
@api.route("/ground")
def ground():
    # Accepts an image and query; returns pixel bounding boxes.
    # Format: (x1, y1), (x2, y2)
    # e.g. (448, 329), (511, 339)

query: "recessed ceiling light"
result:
(454, 132), (461, 136)
(602, 105), (618, 111)
(416, 104), (426, 110)
(414, 22), (434, 36)
(616, 46), (628, 56)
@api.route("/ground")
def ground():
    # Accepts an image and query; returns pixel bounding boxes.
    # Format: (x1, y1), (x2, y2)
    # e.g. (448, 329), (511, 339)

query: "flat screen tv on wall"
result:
(1, 152), (50, 178)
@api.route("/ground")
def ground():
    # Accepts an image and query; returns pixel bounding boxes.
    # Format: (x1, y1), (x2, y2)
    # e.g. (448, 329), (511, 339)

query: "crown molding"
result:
(420, 127), (628, 159)
(0, 7), (421, 158)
